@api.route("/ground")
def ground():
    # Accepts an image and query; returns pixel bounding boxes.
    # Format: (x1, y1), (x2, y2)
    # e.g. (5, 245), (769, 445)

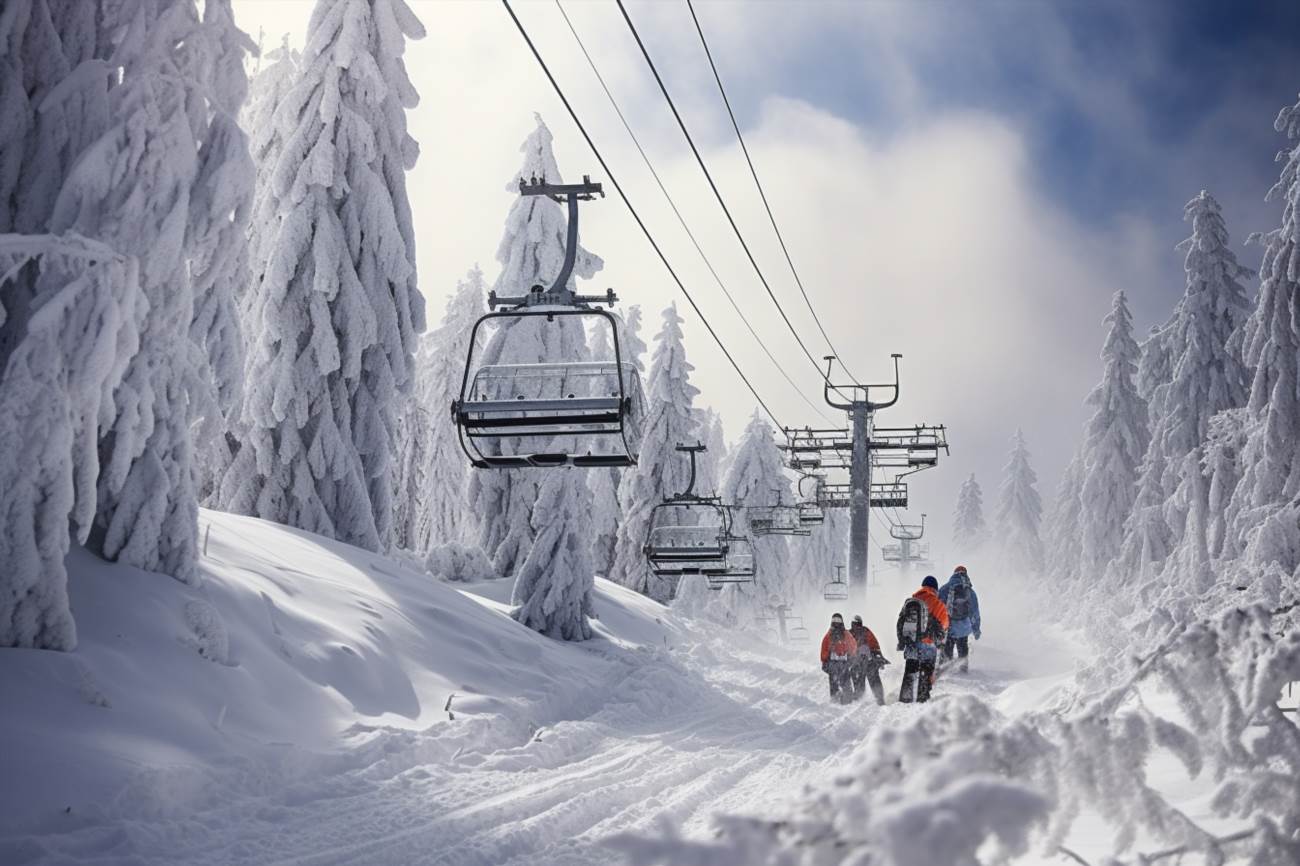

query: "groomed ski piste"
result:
(0, 510), (1242, 866)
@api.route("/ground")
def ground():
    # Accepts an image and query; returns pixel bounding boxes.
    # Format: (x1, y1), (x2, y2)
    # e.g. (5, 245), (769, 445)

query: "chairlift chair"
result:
(453, 176), (646, 469)
(785, 615), (810, 644)
(822, 565), (849, 601)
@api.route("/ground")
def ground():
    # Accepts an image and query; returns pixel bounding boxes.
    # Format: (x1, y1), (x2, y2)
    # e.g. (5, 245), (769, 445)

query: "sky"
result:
(231, 0), (1300, 565)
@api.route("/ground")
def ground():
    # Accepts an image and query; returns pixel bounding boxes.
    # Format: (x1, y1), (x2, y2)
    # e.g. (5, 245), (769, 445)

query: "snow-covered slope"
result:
(0, 510), (680, 840)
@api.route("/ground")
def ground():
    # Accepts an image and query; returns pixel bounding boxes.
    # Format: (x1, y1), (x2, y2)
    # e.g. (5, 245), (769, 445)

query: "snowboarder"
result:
(896, 576), (949, 703)
(819, 613), (858, 704)
(848, 614), (888, 705)
(938, 565), (981, 673)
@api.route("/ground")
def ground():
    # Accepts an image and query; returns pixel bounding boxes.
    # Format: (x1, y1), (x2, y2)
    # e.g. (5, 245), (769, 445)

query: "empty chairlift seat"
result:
(455, 309), (646, 468)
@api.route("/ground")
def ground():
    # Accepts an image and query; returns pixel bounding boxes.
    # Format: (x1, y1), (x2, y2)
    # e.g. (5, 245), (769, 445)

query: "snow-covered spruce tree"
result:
(693, 406), (726, 496)
(50, 0), (237, 582)
(187, 0), (257, 504)
(222, 0), (426, 551)
(510, 468), (597, 640)
(721, 410), (793, 620)
(1220, 96), (1300, 577)
(393, 266), (485, 555)
(609, 303), (700, 602)
(952, 472), (988, 553)
(1077, 291), (1149, 578)
(466, 116), (601, 576)
(995, 430), (1044, 577)
(1118, 192), (1252, 585)
(0, 236), (142, 650)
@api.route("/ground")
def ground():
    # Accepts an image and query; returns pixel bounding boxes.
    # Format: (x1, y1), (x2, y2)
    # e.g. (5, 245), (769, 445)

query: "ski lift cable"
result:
(685, 0), (860, 386)
(502, 0), (783, 429)
(554, 1), (833, 425)
(615, 0), (854, 401)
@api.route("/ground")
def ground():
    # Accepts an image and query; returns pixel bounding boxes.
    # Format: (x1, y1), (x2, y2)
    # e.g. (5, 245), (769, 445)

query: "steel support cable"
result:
(554, 0), (833, 425)
(501, 0), (783, 429)
(614, 0), (853, 400)
(685, 0), (860, 384)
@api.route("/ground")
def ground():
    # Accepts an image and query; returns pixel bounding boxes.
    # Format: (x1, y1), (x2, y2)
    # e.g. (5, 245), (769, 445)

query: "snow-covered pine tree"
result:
(187, 0), (256, 504)
(995, 429), (1044, 576)
(694, 407), (727, 496)
(1045, 453), (1085, 582)
(1077, 291), (1149, 577)
(395, 266), (485, 555)
(466, 116), (602, 576)
(1222, 95), (1300, 576)
(1119, 193), (1252, 582)
(0, 236), (142, 650)
(510, 468), (596, 640)
(609, 303), (700, 602)
(721, 410), (793, 619)
(51, 0), (233, 582)
(953, 473), (988, 553)
(222, 0), (426, 551)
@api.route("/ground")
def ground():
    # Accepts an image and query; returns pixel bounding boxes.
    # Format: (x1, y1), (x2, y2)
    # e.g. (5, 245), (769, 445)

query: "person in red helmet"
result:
(819, 613), (858, 704)
(848, 614), (888, 705)
(896, 575), (949, 702)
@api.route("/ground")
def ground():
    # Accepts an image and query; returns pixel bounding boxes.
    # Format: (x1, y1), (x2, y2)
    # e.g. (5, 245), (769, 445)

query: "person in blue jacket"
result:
(938, 565), (980, 673)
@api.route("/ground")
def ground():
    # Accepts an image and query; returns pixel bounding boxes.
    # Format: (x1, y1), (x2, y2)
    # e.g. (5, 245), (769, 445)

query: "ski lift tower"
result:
(822, 355), (949, 603)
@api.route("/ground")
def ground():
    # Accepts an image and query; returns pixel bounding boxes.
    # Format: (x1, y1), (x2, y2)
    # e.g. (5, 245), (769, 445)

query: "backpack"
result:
(896, 597), (928, 649)
(948, 574), (972, 621)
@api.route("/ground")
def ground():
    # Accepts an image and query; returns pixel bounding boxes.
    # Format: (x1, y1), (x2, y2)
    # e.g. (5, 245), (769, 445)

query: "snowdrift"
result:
(0, 510), (682, 835)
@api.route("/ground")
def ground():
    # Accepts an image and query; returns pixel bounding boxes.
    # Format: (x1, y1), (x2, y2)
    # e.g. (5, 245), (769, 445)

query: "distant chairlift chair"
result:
(822, 565), (849, 601)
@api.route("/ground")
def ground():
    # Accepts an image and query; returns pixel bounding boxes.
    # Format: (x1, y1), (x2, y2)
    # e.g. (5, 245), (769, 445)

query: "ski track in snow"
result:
(8, 629), (1040, 866)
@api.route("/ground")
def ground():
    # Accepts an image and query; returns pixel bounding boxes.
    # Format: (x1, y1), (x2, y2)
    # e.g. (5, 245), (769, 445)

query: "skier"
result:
(896, 575), (949, 703)
(819, 613), (858, 704)
(938, 565), (981, 673)
(848, 614), (888, 705)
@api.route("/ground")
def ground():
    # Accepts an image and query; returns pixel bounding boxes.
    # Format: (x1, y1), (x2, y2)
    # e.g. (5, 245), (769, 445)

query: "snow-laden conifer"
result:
(953, 473), (988, 553)
(51, 0), (226, 583)
(721, 411), (793, 617)
(0, 236), (142, 649)
(587, 322), (622, 575)
(609, 303), (700, 602)
(222, 0), (426, 551)
(393, 266), (484, 555)
(995, 430), (1044, 576)
(467, 116), (601, 575)
(1119, 194), (1251, 580)
(1221, 96), (1300, 576)
(791, 507), (847, 601)
(187, 0), (256, 504)
(1077, 291), (1149, 576)
(511, 468), (596, 641)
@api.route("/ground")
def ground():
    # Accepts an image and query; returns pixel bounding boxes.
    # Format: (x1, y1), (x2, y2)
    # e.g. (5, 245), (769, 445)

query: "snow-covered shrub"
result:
(425, 542), (496, 584)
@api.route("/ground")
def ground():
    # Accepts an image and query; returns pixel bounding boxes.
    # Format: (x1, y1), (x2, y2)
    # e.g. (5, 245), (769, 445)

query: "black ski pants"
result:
(899, 657), (936, 703)
(943, 635), (969, 663)
(850, 657), (886, 705)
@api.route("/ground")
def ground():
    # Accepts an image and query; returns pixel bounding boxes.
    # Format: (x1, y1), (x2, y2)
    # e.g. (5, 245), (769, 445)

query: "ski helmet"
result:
(852, 615), (863, 625)
(954, 565), (968, 574)
(922, 575), (939, 591)
(830, 613), (844, 626)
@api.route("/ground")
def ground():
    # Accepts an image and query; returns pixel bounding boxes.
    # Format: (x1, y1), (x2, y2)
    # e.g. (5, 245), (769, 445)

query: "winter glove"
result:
(974, 630), (981, 640)
(821, 661), (830, 674)
(873, 652), (890, 666)
(896, 642), (905, 652)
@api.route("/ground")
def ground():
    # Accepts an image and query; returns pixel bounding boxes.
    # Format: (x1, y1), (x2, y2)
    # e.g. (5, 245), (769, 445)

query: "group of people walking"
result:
(818, 566), (981, 705)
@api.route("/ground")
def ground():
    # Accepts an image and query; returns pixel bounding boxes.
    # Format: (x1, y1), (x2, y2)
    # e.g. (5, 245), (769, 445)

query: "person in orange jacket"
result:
(848, 615), (889, 705)
(819, 612), (858, 704)
(896, 575), (949, 703)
